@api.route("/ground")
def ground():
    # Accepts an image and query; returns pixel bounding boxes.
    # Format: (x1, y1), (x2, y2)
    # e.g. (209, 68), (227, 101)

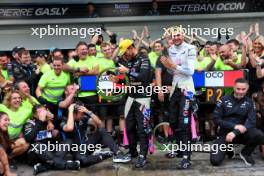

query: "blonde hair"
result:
(3, 90), (22, 109)
(252, 35), (264, 57)
(253, 35), (264, 47)
(100, 42), (110, 49)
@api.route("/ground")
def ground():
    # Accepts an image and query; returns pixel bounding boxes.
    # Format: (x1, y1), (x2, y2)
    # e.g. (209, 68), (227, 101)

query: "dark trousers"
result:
(57, 128), (118, 166)
(76, 128), (119, 166)
(257, 109), (264, 131)
(210, 128), (264, 166)
(126, 101), (149, 157)
(27, 142), (67, 169)
(54, 139), (102, 167)
(86, 128), (119, 154)
(169, 88), (193, 157)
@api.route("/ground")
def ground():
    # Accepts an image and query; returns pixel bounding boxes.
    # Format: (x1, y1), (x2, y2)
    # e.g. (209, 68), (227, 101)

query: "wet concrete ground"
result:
(16, 150), (264, 176)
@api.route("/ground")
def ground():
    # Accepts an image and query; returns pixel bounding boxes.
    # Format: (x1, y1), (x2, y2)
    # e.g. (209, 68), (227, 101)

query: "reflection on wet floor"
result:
(17, 151), (264, 176)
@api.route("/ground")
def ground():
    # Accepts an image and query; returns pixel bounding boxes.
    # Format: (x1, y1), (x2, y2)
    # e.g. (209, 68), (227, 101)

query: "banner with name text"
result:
(0, 0), (262, 19)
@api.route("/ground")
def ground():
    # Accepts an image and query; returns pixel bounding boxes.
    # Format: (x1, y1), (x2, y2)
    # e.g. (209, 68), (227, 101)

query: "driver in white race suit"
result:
(160, 26), (197, 169)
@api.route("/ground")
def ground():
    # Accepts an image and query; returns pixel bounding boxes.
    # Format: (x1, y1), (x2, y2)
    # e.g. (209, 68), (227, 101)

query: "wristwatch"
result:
(232, 129), (240, 136)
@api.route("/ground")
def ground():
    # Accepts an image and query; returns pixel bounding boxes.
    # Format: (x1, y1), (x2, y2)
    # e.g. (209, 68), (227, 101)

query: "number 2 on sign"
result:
(216, 89), (222, 101)
(206, 88), (223, 102)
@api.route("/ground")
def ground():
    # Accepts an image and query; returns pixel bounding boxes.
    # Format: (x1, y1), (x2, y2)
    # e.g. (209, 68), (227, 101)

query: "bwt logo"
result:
(114, 4), (130, 9)
(206, 72), (223, 78)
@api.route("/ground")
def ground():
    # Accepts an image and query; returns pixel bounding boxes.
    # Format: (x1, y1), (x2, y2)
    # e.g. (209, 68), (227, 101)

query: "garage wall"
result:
(0, 13), (263, 50)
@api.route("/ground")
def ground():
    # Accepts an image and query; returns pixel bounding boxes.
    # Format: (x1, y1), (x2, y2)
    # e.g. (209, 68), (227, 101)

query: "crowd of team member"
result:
(0, 23), (263, 175)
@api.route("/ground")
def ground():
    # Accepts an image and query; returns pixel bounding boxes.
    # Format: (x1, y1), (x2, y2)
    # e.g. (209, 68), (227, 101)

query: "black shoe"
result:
(135, 155), (147, 168)
(177, 158), (191, 169)
(65, 160), (81, 170)
(9, 160), (18, 170)
(113, 151), (131, 163)
(126, 151), (139, 158)
(33, 163), (48, 175)
(240, 152), (255, 166)
(120, 152), (136, 162)
(99, 151), (113, 160)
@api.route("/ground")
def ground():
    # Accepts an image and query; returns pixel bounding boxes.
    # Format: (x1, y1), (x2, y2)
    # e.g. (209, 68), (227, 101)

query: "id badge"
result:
(36, 130), (52, 141)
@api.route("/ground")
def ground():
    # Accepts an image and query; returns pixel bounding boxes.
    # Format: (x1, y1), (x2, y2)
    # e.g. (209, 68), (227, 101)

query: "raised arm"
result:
(62, 104), (75, 132)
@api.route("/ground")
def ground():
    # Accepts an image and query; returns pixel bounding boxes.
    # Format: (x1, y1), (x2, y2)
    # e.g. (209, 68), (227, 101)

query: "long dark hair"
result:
(0, 112), (11, 151)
